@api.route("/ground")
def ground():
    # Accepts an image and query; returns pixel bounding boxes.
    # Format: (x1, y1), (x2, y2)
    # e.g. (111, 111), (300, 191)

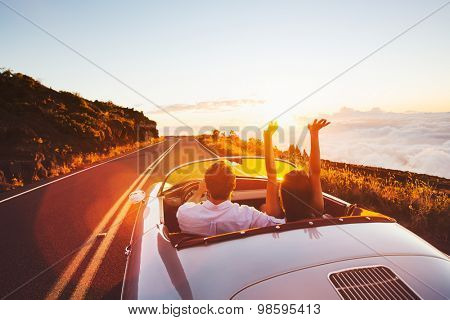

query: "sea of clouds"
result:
(156, 105), (449, 179)
(315, 108), (450, 179)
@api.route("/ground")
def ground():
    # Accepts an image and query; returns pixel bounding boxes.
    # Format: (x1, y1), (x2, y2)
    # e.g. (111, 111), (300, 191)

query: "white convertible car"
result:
(121, 157), (450, 300)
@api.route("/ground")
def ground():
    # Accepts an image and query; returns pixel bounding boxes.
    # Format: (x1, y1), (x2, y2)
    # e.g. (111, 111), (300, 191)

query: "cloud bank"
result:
(155, 99), (265, 114)
(316, 108), (450, 179)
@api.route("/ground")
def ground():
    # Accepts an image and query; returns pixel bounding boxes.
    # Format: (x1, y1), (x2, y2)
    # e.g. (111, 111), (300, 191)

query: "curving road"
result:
(0, 137), (217, 299)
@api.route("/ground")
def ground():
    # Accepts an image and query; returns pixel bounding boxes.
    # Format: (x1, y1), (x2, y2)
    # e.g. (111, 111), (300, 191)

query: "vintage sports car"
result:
(121, 157), (450, 300)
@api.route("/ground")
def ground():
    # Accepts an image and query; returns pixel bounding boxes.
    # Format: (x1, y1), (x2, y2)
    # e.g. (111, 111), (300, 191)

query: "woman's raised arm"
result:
(307, 119), (330, 215)
(263, 121), (283, 218)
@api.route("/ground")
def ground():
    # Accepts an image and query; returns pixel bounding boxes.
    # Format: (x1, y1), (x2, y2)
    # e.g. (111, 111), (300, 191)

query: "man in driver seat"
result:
(177, 161), (285, 236)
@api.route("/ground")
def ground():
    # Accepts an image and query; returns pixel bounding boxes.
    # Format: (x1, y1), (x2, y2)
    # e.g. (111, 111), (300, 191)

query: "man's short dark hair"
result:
(280, 170), (314, 222)
(204, 162), (236, 200)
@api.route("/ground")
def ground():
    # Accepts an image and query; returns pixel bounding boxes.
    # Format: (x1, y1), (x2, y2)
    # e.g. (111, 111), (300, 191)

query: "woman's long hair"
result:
(280, 170), (315, 222)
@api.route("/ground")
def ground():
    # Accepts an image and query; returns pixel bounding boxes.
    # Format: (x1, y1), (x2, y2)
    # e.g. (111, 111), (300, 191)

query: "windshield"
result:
(160, 157), (296, 193)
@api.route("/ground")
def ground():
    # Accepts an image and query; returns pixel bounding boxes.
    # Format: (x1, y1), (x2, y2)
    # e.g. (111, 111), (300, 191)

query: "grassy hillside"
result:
(198, 132), (450, 253)
(0, 69), (159, 191)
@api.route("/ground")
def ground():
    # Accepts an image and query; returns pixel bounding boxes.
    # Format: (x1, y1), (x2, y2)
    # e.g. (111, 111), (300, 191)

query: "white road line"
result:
(70, 139), (180, 299)
(45, 139), (179, 300)
(0, 140), (166, 204)
(194, 138), (220, 158)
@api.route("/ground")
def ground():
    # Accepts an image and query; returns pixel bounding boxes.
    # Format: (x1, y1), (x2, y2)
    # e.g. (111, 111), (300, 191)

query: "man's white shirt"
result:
(176, 200), (285, 236)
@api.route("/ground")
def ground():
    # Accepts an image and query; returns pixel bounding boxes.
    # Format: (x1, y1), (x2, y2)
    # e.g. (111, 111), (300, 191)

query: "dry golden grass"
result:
(47, 137), (164, 178)
(319, 162), (449, 241)
(10, 177), (24, 188)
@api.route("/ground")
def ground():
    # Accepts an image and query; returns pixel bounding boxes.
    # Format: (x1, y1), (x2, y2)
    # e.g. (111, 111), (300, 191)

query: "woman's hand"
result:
(308, 119), (330, 134)
(264, 121), (278, 136)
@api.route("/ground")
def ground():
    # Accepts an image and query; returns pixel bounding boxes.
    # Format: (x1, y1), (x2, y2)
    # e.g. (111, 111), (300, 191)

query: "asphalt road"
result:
(0, 137), (217, 299)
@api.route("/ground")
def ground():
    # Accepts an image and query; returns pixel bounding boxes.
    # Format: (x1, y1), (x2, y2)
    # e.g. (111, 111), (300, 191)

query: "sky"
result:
(1, 0), (450, 129)
(1, 1), (450, 177)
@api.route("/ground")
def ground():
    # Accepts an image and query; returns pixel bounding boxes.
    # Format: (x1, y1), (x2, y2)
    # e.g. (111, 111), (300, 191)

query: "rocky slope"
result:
(0, 70), (158, 190)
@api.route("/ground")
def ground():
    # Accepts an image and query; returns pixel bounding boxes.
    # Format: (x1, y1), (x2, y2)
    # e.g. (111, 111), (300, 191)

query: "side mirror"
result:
(129, 190), (146, 204)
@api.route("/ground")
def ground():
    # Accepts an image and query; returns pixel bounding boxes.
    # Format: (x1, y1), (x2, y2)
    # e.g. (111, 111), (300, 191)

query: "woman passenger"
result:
(264, 119), (330, 221)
